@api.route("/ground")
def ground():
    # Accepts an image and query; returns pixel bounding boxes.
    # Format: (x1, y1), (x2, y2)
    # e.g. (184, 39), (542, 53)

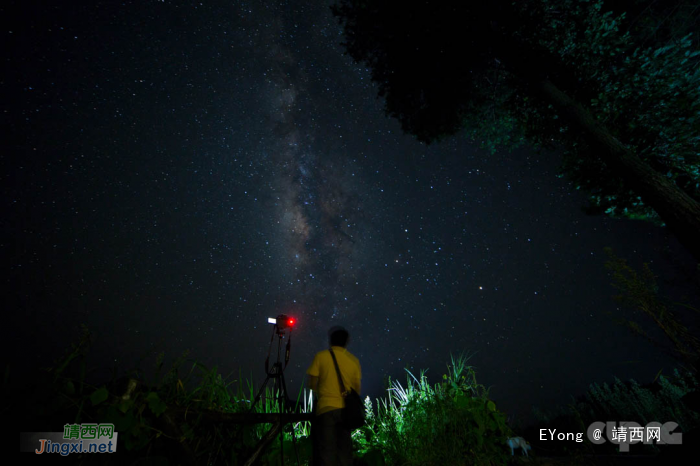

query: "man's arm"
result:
(308, 375), (319, 392)
(306, 353), (319, 392)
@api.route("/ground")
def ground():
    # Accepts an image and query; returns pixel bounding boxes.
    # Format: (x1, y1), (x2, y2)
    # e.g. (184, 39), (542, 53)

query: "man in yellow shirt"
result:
(306, 326), (361, 466)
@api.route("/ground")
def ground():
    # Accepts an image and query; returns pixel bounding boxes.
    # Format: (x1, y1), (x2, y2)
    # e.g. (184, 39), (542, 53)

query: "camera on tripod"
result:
(252, 313), (301, 465)
(267, 314), (296, 330)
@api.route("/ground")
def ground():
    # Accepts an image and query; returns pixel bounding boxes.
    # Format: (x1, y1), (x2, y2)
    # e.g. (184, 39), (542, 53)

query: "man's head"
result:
(328, 325), (350, 347)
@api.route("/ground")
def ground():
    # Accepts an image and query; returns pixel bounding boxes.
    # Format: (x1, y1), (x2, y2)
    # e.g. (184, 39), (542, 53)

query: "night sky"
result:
(4, 0), (699, 425)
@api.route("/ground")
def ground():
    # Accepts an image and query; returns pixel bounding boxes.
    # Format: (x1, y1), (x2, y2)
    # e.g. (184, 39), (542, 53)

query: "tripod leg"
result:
(279, 370), (301, 466)
(288, 415), (300, 466)
(242, 420), (283, 466)
(249, 374), (272, 413)
(276, 374), (285, 466)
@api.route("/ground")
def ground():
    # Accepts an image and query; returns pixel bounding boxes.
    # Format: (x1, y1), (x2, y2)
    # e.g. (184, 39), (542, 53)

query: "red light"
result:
(288, 318), (295, 326)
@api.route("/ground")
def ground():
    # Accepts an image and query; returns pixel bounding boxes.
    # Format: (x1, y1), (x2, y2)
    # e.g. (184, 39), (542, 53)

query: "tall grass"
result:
(529, 368), (700, 455)
(353, 353), (513, 466)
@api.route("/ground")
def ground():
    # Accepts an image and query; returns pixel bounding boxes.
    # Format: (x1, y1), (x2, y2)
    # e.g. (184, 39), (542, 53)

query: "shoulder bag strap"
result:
(328, 348), (347, 397)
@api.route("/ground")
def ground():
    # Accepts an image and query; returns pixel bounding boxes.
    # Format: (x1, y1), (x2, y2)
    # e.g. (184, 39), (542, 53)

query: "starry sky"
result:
(4, 0), (699, 425)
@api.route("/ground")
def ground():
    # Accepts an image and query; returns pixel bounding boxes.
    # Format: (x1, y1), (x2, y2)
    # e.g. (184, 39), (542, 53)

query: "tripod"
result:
(249, 322), (300, 466)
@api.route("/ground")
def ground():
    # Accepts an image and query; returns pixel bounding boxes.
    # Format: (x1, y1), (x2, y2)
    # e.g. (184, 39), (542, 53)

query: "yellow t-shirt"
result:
(306, 346), (361, 415)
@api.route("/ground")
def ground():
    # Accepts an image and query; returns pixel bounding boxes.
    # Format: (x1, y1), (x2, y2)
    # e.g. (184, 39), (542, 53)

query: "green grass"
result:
(352, 353), (514, 466)
(28, 327), (700, 465)
(14, 327), (698, 464)
(7, 327), (523, 465)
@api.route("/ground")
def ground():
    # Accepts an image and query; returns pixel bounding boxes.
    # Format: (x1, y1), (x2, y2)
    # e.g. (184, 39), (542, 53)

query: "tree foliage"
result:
(509, 0), (700, 221)
(332, 0), (700, 227)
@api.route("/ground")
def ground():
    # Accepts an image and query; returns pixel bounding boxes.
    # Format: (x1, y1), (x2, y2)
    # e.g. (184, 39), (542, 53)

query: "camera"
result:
(267, 314), (296, 330)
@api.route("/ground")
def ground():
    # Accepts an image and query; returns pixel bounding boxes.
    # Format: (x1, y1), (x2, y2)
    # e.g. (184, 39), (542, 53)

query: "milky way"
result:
(259, 14), (368, 324)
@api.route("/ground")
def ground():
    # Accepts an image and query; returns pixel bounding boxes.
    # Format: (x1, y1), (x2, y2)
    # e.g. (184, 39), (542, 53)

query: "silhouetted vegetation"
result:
(11, 328), (700, 465)
(604, 248), (700, 373)
(331, 0), (700, 260)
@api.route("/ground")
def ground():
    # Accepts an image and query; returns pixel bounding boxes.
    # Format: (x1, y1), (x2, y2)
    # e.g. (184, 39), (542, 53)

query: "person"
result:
(306, 325), (361, 466)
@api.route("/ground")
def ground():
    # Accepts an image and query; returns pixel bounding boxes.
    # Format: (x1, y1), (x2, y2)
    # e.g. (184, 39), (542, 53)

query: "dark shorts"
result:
(314, 408), (352, 466)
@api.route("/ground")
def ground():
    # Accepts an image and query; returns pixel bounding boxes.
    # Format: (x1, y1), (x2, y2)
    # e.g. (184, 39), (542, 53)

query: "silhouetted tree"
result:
(331, 0), (700, 261)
